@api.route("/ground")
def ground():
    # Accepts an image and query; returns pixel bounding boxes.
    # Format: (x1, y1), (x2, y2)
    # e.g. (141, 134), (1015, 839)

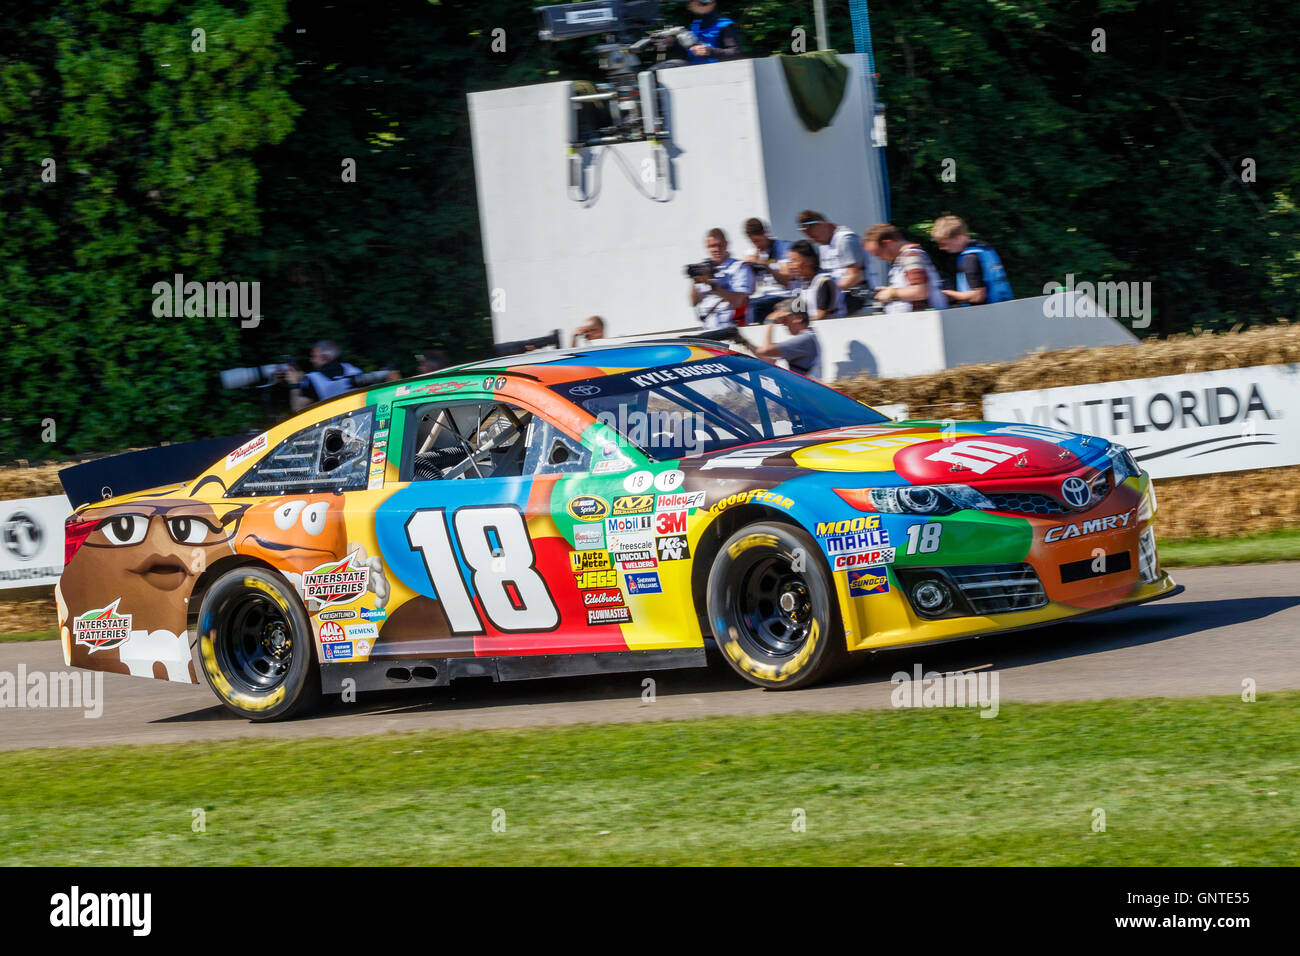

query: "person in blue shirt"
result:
(676, 1), (742, 64)
(931, 215), (1014, 306)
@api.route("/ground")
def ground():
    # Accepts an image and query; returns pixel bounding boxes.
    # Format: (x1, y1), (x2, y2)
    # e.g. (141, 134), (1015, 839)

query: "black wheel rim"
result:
(733, 552), (813, 658)
(215, 591), (294, 694)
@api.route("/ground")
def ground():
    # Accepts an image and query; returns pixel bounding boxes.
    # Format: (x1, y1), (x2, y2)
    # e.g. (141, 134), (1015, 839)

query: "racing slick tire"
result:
(707, 521), (849, 690)
(192, 566), (320, 722)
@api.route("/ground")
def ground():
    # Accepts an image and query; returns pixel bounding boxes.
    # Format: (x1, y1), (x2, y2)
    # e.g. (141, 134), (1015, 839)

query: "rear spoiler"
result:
(59, 435), (252, 510)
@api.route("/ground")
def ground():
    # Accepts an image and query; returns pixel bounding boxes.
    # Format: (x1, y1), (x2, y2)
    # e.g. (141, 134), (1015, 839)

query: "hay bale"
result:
(0, 595), (58, 634)
(841, 323), (1300, 418)
(1153, 466), (1300, 540)
(0, 461), (69, 499)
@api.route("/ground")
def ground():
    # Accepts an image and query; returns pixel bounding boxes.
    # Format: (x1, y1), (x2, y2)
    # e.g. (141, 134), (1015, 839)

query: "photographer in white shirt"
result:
(688, 227), (755, 328)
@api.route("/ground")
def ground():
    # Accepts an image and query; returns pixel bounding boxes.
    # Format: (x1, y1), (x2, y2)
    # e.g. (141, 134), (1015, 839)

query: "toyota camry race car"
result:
(56, 342), (1178, 720)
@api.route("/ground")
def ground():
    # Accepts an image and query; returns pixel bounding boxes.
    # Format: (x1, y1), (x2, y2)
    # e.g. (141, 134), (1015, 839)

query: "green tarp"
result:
(776, 51), (849, 132)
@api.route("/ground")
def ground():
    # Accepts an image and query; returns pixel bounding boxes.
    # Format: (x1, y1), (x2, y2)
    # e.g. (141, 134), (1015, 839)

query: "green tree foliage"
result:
(234, 0), (592, 377)
(741, 0), (1299, 333)
(2, 0), (1295, 461)
(0, 0), (298, 460)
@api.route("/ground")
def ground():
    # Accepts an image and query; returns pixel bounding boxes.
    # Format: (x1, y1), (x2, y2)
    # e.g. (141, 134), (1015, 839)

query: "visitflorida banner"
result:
(982, 364), (1300, 480)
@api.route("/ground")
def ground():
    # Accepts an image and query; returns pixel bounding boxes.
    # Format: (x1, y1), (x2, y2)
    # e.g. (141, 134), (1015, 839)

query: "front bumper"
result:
(842, 568), (1178, 652)
(836, 473), (1174, 652)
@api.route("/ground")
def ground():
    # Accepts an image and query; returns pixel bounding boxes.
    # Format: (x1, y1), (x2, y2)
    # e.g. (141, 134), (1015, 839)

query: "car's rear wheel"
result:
(192, 566), (319, 721)
(706, 522), (848, 689)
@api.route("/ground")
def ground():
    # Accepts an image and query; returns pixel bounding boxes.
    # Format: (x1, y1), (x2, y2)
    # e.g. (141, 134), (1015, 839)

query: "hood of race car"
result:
(683, 421), (1112, 484)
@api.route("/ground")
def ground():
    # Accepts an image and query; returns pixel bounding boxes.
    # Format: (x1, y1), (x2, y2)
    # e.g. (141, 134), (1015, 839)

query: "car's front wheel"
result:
(192, 566), (319, 721)
(706, 522), (848, 689)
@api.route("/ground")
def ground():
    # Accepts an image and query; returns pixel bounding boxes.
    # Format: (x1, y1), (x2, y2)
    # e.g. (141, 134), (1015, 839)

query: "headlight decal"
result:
(865, 484), (995, 516)
(1105, 442), (1140, 485)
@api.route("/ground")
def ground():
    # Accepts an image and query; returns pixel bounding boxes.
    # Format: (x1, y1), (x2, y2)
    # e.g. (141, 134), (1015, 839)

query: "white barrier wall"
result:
(734, 291), (1137, 381)
(468, 54), (886, 343)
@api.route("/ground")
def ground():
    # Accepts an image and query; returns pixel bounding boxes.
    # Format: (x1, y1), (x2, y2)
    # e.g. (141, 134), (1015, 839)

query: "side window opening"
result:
(407, 402), (531, 481)
(228, 408), (374, 497)
(405, 401), (590, 481)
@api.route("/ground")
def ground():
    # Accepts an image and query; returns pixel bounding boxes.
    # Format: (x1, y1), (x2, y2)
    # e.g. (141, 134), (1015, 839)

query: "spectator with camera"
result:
(283, 340), (363, 412)
(797, 210), (864, 316)
(931, 215), (1013, 306)
(742, 217), (794, 324)
(688, 227), (754, 328)
(863, 223), (948, 314)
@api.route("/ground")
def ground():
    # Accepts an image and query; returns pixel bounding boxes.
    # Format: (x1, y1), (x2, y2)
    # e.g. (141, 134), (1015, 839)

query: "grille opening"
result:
(985, 469), (1113, 516)
(896, 563), (1047, 619)
(948, 564), (1048, 614)
(985, 492), (1066, 515)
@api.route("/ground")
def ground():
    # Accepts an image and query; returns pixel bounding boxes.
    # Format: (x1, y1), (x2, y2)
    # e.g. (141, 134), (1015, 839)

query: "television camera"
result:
(537, 1), (694, 152)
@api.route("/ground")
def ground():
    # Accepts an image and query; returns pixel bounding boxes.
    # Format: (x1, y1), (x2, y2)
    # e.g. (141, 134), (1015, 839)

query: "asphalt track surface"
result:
(1, 563), (1296, 751)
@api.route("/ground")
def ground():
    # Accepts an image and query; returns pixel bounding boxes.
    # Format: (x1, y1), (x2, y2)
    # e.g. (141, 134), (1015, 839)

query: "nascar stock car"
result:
(56, 342), (1179, 720)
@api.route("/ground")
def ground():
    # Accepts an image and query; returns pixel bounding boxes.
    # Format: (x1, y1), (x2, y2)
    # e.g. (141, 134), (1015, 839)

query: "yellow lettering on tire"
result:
(244, 576), (290, 613)
(722, 635), (779, 680)
(727, 533), (779, 560)
(775, 621), (818, 678)
(721, 620), (819, 684)
(200, 629), (286, 713)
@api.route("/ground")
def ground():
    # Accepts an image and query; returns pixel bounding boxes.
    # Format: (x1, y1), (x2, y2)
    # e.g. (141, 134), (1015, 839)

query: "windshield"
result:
(552, 354), (889, 460)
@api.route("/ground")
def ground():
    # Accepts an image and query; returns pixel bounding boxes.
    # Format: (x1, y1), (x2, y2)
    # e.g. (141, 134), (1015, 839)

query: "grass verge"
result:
(1, 692), (1295, 866)
(1158, 527), (1300, 567)
(1, 630), (57, 643)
